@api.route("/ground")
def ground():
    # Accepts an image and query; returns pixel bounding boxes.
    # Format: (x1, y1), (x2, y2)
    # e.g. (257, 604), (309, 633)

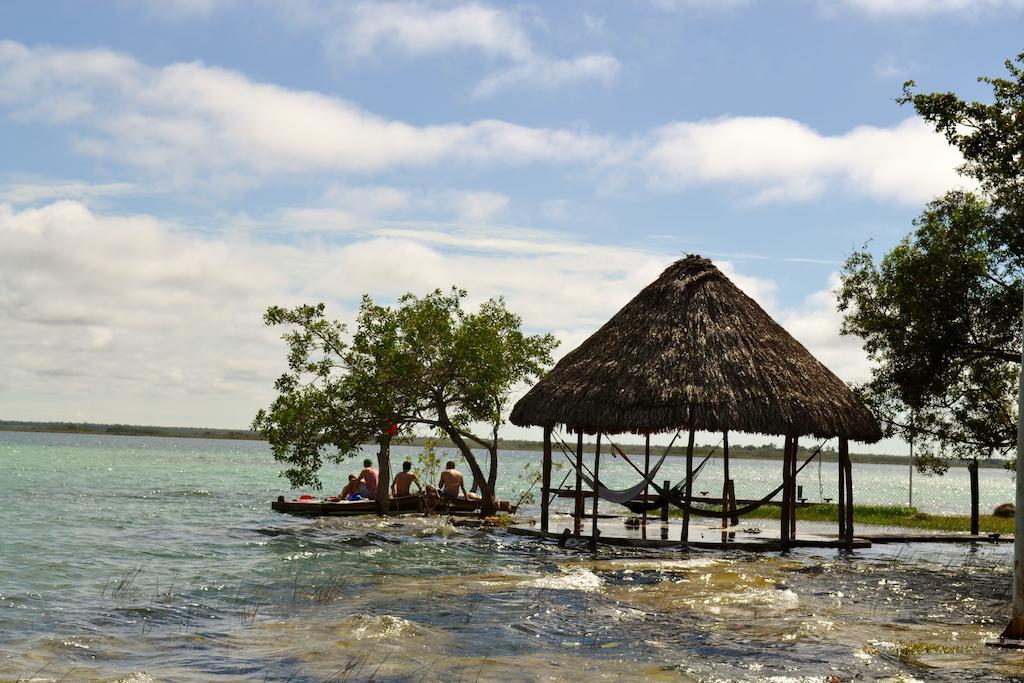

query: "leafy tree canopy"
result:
(839, 53), (1024, 470)
(254, 289), (557, 515)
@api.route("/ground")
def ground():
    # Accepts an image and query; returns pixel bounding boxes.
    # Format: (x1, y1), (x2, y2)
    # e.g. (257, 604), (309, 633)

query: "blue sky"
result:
(1, 0), (1021, 449)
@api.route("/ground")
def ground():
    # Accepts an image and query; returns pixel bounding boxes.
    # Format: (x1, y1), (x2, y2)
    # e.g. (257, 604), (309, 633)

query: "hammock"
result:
(552, 429), (682, 506)
(619, 451), (714, 512)
(654, 445), (824, 519)
(578, 449), (672, 504)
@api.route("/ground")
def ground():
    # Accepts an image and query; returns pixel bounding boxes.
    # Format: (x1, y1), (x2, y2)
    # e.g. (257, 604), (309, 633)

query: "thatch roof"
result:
(510, 255), (882, 442)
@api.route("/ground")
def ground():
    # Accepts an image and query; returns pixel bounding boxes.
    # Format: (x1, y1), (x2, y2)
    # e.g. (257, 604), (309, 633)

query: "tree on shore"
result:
(837, 53), (1024, 468)
(253, 290), (557, 516)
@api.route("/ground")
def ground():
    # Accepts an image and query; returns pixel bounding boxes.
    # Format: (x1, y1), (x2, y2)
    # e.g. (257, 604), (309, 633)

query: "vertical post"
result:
(838, 445), (847, 539)
(909, 426), (914, 509)
(970, 458), (980, 536)
(574, 430), (584, 536)
(1000, 288), (1024, 640)
(590, 434), (602, 551)
(791, 436), (799, 539)
(780, 435), (791, 549)
(722, 430), (730, 530)
(661, 480), (670, 523)
(682, 426), (695, 547)
(840, 437), (853, 548)
(541, 426), (552, 533)
(643, 433), (651, 528)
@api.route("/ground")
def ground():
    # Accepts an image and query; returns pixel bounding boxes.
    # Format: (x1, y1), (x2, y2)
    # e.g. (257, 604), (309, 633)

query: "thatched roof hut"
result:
(510, 255), (881, 442)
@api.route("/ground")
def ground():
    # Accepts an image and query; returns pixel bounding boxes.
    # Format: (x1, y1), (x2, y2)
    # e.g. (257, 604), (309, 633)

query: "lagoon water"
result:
(2, 430), (1022, 681)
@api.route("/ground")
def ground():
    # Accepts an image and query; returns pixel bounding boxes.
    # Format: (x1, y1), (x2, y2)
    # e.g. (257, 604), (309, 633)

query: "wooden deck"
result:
(509, 518), (870, 551)
(509, 517), (1015, 551)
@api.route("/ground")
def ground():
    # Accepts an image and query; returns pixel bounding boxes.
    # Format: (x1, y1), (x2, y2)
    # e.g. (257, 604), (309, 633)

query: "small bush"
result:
(993, 502), (1015, 518)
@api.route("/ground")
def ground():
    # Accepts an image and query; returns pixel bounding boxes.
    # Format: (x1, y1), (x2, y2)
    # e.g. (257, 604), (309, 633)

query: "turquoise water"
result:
(1, 431), (1021, 681)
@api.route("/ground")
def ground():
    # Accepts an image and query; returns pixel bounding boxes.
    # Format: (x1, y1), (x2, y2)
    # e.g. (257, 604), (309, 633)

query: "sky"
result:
(0, 0), (1021, 452)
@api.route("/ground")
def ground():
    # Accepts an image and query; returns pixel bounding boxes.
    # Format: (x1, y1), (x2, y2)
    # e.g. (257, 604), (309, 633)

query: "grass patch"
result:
(674, 503), (1015, 534)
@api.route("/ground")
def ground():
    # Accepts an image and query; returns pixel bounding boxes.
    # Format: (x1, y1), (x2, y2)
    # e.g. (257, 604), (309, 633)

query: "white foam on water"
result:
(351, 614), (414, 640)
(524, 568), (603, 593)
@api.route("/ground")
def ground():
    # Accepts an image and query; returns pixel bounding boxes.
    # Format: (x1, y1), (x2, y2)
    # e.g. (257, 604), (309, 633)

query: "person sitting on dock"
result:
(391, 460), (423, 498)
(427, 461), (480, 500)
(350, 458), (378, 500)
(338, 474), (360, 500)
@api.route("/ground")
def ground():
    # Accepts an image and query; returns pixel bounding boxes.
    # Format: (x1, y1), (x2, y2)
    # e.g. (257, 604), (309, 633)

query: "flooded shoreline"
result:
(3, 432), (1022, 681)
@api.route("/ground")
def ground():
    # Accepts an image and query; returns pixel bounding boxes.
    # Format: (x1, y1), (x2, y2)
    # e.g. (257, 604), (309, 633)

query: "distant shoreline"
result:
(0, 420), (1008, 469)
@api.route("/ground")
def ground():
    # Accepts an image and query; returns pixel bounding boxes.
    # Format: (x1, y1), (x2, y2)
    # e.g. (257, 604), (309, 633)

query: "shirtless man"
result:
(391, 460), (422, 497)
(430, 461), (480, 500)
(353, 458), (378, 500)
(338, 474), (359, 499)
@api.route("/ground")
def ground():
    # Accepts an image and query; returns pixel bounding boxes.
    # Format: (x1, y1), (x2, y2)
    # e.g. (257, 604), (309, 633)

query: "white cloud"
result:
(645, 115), (967, 204)
(779, 274), (871, 384)
(0, 41), (617, 180)
(835, 0), (1024, 16)
(0, 42), (967, 205)
(328, 2), (622, 96)
(473, 53), (621, 98)
(341, 2), (532, 61)
(0, 199), (786, 428)
(0, 179), (138, 205)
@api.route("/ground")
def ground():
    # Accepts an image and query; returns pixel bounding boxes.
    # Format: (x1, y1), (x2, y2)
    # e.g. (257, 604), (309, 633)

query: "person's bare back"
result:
(392, 461), (421, 497)
(438, 465), (465, 496)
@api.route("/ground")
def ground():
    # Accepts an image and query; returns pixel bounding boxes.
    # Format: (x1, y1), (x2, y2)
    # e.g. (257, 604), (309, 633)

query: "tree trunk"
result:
(440, 423), (497, 517)
(375, 435), (392, 516)
(487, 444), (499, 493)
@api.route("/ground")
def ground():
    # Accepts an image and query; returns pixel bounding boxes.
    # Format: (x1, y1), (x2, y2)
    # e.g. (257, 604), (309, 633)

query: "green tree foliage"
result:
(254, 290), (558, 516)
(899, 52), (1024, 253)
(389, 289), (558, 516)
(838, 53), (1024, 469)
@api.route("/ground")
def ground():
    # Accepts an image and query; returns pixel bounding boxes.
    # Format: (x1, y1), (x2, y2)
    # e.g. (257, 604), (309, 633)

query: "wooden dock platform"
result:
(508, 517), (1015, 551)
(508, 519), (870, 551)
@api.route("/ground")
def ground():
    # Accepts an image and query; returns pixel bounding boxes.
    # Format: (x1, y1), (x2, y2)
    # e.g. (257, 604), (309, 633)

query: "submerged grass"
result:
(682, 503), (1017, 534)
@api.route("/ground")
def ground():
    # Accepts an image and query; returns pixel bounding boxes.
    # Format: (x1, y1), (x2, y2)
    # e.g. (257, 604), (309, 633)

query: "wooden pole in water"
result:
(590, 433), (602, 551)
(722, 430), (730, 530)
(998, 287), (1024, 641)
(682, 425), (695, 547)
(970, 458), (980, 536)
(541, 425), (552, 533)
(643, 433), (651, 529)
(575, 430), (583, 536)
(790, 435), (799, 539)
(838, 443), (847, 539)
(840, 437), (853, 548)
(780, 435), (791, 549)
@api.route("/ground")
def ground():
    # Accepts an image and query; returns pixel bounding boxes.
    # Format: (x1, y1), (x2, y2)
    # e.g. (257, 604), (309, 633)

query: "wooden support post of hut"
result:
(840, 437), (854, 547)
(541, 425), (552, 533)
(508, 256), (882, 551)
(838, 445), (847, 539)
(574, 431), (584, 536)
(721, 430), (730, 529)
(643, 434), (651, 528)
(780, 435), (791, 549)
(682, 426), (695, 547)
(590, 434), (601, 551)
(790, 435), (799, 539)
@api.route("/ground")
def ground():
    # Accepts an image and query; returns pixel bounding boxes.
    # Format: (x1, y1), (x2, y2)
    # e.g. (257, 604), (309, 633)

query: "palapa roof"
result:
(510, 255), (882, 442)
